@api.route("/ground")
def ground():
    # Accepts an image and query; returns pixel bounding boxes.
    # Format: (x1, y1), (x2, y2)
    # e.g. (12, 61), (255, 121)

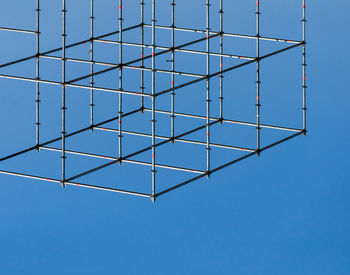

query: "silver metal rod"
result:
(256, 0), (261, 154)
(35, 0), (40, 149)
(143, 107), (302, 133)
(206, 0), (211, 174)
(0, 27), (36, 34)
(140, 0), (145, 110)
(41, 146), (205, 174)
(0, 73), (152, 97)
(61, 0), (67, 188)
(151, 0), (156, 201)
(90, 0), (95, 129)
(143, 24), (302, 44)
(219, 0), (224, 121)
(94, 38), (254, 60)
(95, 126), (255, 153)
(171, 0), (176, 141)
(0, 170), (151, 198)
(118, 0), (123, 162)
(302, 0), (307, 134)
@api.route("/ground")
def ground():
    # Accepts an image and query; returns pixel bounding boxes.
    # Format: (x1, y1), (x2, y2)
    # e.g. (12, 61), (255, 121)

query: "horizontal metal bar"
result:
(66, 33), (220, 85)
(155, 131), (304, 198)
(0, 27), (36, 34)
(0, 108), (141, 162)
(40, 146), (205, 174)
(0, 169), (151, 198)
(0, 24), (141, 69)
(95, 126), (255, 153)
(144, 24), (302, 44)
(143, 108), (302, 133)
(40, 54), (205, 78)
(155, 42), (305, 97)
(66, 119), (221, 182)
(95, 38), (254, 60)
(0, 73), (151, 97)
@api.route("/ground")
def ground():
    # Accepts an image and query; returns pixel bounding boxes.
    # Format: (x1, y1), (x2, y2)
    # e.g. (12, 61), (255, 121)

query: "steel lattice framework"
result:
(0, 0), (307, 202)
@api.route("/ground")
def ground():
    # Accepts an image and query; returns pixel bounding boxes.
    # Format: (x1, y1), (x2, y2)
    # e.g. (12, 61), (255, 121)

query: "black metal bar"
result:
(0, 108), (142, 162)
(302, 0), (307, 133)
(155, 42), (305, 97)
(206, 0), (211, 175)
(67, 33), (220, 85)
(65, 119), (221, 183)
(155, 131), (303, 198)
(0, 24), (141, 69)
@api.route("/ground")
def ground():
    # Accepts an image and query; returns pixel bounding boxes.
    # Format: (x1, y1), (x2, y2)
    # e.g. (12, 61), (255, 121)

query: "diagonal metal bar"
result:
(0, 24), (141, 69)
(0, 108), (142, 162)
(155, 131), (304, 198)
(66, 33), (221, 85)
(66, 119), (221, 183)
(155, 41), (305, 97)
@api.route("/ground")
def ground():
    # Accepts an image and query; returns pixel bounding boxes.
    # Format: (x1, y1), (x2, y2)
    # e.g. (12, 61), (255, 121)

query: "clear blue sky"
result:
(0, 0), (349, 274)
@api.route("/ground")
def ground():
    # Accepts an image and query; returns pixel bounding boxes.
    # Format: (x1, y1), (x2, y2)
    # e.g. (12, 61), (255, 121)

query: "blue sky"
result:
(0, 0), (349, 274)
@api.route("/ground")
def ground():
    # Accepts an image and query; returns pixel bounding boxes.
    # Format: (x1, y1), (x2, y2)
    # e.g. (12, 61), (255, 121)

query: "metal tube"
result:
(140, 0), (145, 111)
(302, 0), (307, 134)
(94, 38), (254, 60)
(219, 0), (224, 121)
(155, 42), (305, 97)
(205, 0), (211, 175)
(155, 131), (303, 198)
(68, 33), (220, 85)
(0, 27), (36, 34)
(66, 119), (220, 183)
(0, 108), (142, 163)
(35, 0), (40, 149)
(61, 0), (67, 188)
(118, 0), (123, 162)
(0, 24), (141, 69)
(41, 146), (205, 174)
(90, 0), (95, 129)
(171, 0), (176, 141)
(0, 170), (151, 198)
(151, 0), (156, 201)
(256, 1), (261, 154)
(142, 107), (302, 133)
(143, 24), (302, 44)
(95, 126), (255, 152)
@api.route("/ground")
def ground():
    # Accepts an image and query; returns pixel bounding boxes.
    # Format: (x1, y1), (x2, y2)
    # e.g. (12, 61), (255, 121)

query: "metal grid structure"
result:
(0, 0), (307, 202)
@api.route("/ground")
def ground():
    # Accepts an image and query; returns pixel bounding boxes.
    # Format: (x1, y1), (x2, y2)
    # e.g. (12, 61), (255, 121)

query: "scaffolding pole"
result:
(35, 0), (40, 149)
(118, 0), (124, 162)
(61, 0), (67, 188)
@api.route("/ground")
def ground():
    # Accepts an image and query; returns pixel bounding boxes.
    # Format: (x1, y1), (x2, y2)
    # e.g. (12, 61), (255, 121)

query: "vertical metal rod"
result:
(206, 0), (211, 175)
(118, 0), (123, 162)
(90, 0), (95, 129)
(140, 0), (145, 111)
(256, 0), (261, 155)
(35, 0), (40, 149)
(219, 0), (224, 122)
(302, 0), (307, 134)
(170, 0), (176, 141)
(61, 0), (67, 187)
(151, 0), (156, 201)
